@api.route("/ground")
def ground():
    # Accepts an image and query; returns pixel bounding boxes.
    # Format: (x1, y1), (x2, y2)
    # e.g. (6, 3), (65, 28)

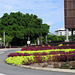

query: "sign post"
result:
(37, 38), (39, 45)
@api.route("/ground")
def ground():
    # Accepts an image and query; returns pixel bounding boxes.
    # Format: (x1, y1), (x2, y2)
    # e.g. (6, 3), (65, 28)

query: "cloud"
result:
(46, 22), (54, 26)
(0, 0), (64, 33)
(3, 5), (13, 10)
(0, 0), (63, 12)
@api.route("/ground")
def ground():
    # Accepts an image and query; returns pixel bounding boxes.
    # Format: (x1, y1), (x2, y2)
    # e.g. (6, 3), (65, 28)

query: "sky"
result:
(0, 0), (64, 34)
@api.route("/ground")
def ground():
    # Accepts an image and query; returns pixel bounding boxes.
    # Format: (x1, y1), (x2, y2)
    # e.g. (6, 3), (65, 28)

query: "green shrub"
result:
(53, 63), (59, 68)
(71, 65), (75, 69)
(70, 62), (75, 69)
(16, 49), (75, 54)
(42, 64), (48, 67)
(60, 62), (70, 69)
(67, 44), (69, 46)
(58, 44), (63, 46)
(47, 62), (51, 65)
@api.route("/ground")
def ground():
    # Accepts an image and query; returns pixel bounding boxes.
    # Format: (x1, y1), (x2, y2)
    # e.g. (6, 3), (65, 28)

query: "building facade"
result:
(64, 0), (75, 29)
(55, 28), (75, 36)
(64, 0), (75, 41)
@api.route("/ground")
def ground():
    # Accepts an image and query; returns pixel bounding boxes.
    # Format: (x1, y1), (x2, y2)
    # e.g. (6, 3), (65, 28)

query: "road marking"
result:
(0, 73), (6, 75)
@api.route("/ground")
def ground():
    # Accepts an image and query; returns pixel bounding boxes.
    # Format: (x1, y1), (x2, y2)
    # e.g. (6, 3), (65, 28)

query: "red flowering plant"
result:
(54, 53), (75, 62)
(8, 53), (23, 57)
(33, 53), (40, 56)
(21, 46), (53, 51)
(34, 56), (43, 63)
(53, 55), (67, 62)
(41, 52), (48, 55)
(23, 53), (31, 56)
(22, 58), (34, 65)
(54, 44), (75, 49)
(47, 56), (52, 62)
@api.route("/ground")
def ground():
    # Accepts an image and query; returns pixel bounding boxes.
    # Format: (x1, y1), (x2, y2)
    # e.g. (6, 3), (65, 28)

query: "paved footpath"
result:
(0, 48), (75, 75)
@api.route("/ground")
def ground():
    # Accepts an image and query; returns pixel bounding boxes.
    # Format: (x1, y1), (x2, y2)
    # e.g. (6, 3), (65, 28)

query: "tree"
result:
(0, 11), (49, 46)
(47, 34), (66, 43)
(5, 35), (13, 46)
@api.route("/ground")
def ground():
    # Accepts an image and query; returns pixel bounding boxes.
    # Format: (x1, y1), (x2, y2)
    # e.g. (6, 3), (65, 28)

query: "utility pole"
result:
(41, 36), (43, 45)
(46, 35), (48, 44)
(4, 31), (5, 46)
(28, 37), (29, 41)
(37, 38), (39, 45)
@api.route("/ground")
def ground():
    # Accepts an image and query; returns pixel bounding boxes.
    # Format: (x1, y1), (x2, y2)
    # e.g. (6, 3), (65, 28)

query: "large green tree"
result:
(0, 11), (49, 46)
(47, 34), (66, 43)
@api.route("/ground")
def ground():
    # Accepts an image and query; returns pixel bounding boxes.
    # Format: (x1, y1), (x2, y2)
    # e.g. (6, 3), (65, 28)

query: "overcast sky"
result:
(0, 0), (64, 34)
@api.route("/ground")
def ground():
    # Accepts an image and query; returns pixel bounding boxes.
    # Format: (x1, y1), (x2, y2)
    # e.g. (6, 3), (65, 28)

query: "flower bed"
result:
(21, 44), (75, 51)
(5, 44), (75, 69)
(7, 49), (75, 57)
(17, 49), (75, 53)
(54, 53), (75, 62)
(21, 46), (53, 51)
(5, 55), (54, 65)
(5, 48), (75, 65)
(54, 44), (75, 49)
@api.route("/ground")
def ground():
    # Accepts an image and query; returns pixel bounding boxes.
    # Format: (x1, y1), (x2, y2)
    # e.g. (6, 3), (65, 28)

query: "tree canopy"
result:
(0, 11), (49, 46)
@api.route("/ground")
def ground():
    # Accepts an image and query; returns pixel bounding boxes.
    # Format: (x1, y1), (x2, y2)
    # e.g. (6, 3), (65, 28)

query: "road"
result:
(0, 48), (75, 75)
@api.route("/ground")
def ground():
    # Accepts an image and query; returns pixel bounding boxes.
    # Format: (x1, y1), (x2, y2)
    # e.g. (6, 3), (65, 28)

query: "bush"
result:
(53, 63), (59, 68)
(60, 55), (67, 62)
(42, 64), (48, 67)
(54, 55), (67, 62)
(58, 44), (63, 46)
(60, 62), (70, 69)
(54, 44), (75, 49)
(71, 65), (75, 69)
(22, 59), (34, 65)
(34, 56), (43, 63)
(70, 62), (75, 69)
(8, 53), (23, 57)
(21, 46), (53, 51)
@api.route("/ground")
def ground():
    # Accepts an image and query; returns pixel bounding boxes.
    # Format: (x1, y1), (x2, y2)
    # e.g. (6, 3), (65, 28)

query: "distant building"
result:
(55, 28), (75, 36)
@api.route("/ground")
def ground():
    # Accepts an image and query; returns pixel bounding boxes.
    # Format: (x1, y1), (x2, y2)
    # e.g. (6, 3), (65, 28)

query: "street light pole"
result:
(4, 31), (5, 46)
(46, 35), (48, 44)
(28, 37), (30, 47)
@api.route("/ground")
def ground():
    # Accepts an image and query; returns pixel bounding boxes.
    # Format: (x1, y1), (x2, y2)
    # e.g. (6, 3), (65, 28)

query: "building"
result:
(55, 28), (68, 36)
(55, 28), (75, 36)
(64, 0), (75, 41)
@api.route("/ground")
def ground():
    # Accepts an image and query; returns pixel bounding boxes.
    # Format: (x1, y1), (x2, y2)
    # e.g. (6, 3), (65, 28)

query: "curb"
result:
(18, 65), (75, 73)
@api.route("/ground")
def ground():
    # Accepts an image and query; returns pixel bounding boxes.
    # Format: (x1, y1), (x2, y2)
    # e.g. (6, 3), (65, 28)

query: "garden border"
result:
(18, 65), (75, 73)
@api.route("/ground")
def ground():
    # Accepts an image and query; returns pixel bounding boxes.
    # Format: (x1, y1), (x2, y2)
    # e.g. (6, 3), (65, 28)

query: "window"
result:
(60, 32), (62, 36)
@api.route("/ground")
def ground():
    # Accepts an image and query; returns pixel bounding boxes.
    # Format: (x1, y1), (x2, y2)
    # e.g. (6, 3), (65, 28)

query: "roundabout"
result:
(0, 48), (75, 75)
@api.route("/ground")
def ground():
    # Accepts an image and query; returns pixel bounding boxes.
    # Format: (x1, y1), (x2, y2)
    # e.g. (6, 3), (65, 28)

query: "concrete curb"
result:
(18, 65), (75, 73)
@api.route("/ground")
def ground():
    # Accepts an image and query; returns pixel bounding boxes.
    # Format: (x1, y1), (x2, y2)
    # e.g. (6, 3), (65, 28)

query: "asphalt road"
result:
(0, 48), (75, 75)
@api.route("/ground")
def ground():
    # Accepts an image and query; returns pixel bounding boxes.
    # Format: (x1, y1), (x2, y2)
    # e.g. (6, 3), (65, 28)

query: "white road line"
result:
(0, 73), (6, 75)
